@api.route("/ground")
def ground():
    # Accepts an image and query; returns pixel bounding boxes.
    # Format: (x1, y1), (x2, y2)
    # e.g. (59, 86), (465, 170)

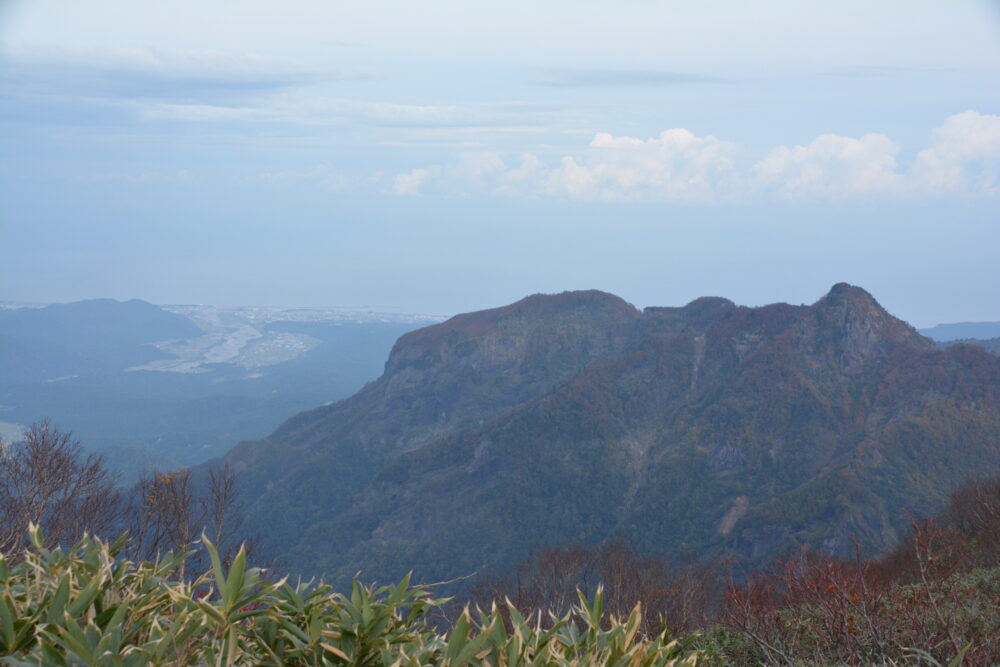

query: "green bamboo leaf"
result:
(123, 652), (151, 667)
(505, 634), (522, 667)
(47, 577), (71, 625)
(506, 601), (528, 635)
(196, 599), (227, 626)
(350, 579), (362, 609)
(281, 580), (306, 612)
(252, 632), (284, 666)
(277, 616), (311, 644)
(590, 587), (604, 630)
(95, 620), (123, 657)
(445, 611), (471, 663)
(102, 602), (131, 638)
(0, 595), (15, 650)
(163, 613), (206, 656)
(201, 533), (227, 607)
(223, 546), (247, 612)
(947, 643), (972, 667)
(320, 642), (351, 662)
(452, 630), (491, 665)
(388, 572), (413, 604)
(67, 578), (101, 618)
(56, 613), (95, 664)
(41, 641), (69, 667)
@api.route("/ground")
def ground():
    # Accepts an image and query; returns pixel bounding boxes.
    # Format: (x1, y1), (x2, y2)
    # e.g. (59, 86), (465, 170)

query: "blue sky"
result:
(1, 0), (999, 326)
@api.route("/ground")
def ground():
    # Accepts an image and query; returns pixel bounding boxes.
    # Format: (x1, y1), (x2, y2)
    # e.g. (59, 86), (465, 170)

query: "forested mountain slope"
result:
(222, 285), (1000, 585)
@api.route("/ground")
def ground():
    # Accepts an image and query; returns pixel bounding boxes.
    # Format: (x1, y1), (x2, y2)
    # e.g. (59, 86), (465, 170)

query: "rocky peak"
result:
(817, 282), (881, 313)
(810, 283), (933, 370)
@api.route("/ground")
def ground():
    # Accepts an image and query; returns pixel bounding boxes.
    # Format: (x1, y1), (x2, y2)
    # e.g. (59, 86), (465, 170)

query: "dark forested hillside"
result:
(938, 337), (1000, 356)
(221, 285), (1000, 586)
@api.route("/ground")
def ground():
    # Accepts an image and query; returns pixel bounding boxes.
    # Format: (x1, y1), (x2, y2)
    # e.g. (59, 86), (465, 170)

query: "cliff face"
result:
(223, 285), (1000, 584)
(225, 290), (641, 547)
(376, 289), (641, 442)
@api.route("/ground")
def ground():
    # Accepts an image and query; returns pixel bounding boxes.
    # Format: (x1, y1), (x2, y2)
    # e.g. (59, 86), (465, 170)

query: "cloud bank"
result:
(1, 47), (576, 131)
(392, 111), (1000, 202)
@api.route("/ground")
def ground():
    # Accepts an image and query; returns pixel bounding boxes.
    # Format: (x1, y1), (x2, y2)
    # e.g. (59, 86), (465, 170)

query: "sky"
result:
(1, 0), (999, 327)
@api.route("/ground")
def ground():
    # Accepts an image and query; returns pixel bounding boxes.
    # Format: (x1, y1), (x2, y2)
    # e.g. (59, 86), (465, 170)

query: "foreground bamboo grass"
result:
(0, 526), (701, 666)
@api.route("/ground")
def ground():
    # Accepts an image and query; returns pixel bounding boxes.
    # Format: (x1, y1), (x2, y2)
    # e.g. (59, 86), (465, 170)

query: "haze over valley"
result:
(2, 1), (1000, 663)
(0, 299), (437, 476)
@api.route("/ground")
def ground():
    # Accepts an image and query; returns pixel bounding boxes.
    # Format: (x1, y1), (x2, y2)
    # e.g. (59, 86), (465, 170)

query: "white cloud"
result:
(910, 110), (1000, 194)
(394, 129), (738, 202)
(495, 154), (545, 197)
(452, 152), (507, 179)
(752, 133), (901, 199)
(392, 168), (432, 196)
(392, 112), (1000, 203)
(558, 129), (737, 201)
(389, 153), (508, 197)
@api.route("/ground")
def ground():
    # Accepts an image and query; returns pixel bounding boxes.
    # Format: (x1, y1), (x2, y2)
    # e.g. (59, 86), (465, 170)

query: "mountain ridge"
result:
(919, 320), (1000, 342)
(218, 284), (1000, 585)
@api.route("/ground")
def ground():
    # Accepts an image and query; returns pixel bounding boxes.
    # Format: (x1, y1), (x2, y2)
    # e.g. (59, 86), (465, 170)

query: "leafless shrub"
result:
(724, 521), (999, 665)
(471, 540), (721, 635)
(723, 548), (892, 665)
(0, 420), (121, 554)
(941, 476), (1000, 567)
(127, 464), (256, 570)
(0, 421), (262, 577)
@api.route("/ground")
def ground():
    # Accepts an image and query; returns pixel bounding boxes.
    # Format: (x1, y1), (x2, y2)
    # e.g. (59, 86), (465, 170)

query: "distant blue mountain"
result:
(0, 299), (427, 479)
(0, 299), (203, 384)
(919, 321), (1000, 342)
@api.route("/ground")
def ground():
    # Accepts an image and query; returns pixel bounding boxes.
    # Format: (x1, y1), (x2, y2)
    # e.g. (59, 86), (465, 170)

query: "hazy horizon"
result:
(2, 1), (999, 328)
(3, 277), (998, 331)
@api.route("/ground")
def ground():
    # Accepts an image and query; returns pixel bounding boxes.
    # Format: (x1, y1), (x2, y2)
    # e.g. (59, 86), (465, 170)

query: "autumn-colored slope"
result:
(221, 285), (1000, 586)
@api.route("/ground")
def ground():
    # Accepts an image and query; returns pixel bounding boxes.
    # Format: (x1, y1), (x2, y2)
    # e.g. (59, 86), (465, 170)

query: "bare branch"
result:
(0, 420), (121, 555)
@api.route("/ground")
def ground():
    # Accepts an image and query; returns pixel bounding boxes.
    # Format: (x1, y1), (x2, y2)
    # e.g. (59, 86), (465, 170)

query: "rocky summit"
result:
(220, 284), (1000, 585)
